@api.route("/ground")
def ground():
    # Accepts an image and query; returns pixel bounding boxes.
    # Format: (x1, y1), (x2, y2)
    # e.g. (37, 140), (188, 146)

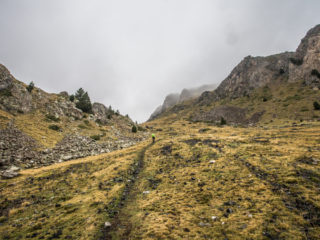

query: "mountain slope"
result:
(1, 24), (320, 240)
(1, 118), (319, 239)
(152, 24), (320, 124)
(0, 65), (147, 175)
(149, 84), (216, 121)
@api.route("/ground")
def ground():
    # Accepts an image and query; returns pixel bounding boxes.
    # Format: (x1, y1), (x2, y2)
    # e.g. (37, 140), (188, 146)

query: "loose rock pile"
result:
(41, 134), (138, 165)
(0, 127), (41, 170)
(0, 127), (141, 178)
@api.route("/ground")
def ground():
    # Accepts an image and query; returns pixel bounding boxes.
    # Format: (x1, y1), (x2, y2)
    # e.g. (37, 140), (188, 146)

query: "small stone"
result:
(240, 224), (247, 229)
(248, 214), (253, 218)
(198, 222), (211, 227)
(8, 165), (20, 172)
(104, 221), (111, 228)
(143, 191), (150, 194)
(209, 160), (216, 164)
(211, 216), (217, 220)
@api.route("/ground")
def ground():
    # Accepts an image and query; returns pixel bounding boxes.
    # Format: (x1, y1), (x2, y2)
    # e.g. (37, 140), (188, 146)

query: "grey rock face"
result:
(198, 24), (320, 106)
(289, 24), (320, 87)
(179, 84), (216, 103)
(162, 93), (180, 111)
(191, 105), (264, 125)
(59, 91), (69, 99)
(92, 102), (108, 116)
(0, 64), (34, 113)
(149, 84), (216, 121)
(198, 52), (294, 105)
(92, 102), (111, 124)
(0, 64), (13, 91)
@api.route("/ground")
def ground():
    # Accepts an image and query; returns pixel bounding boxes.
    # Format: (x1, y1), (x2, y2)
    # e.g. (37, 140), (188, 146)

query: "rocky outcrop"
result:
(180, 84), (216, 102)
(0, 64), (83, 119)
(0, 65), (13, 91)
(198, 24), (320, 105)
(149, 84), (216, 120)
(162, 93), (180, 111)
(289, 24), (320, 87)
(92, 102), (113, 124)
(0, 64), (34, 113)
(198, 52), (294, 105)
(0, 64), (145, 178)
(191, 105), (264, 125)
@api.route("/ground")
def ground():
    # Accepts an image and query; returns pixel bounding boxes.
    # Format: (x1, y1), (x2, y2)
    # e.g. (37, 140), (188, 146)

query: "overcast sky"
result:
(0, 0), (319, 122)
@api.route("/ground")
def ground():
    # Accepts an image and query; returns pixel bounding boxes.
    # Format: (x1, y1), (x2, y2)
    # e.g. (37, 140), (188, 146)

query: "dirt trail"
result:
(101, 143), (153, 240)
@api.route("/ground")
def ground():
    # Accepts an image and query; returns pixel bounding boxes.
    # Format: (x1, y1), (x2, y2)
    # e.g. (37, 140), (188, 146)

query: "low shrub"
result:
(289, 57), (303, 66)
(78, 124), (87, 129)
(220, 117), (227, 125)
(90, 135), (100, 141)
(48, 125), (60, 131)
(311, 69), (320, 79)
(314, 101), (320, 110)
(69, 95), (75, 102)
(0, 89), (12, 97)
(132, 125), (137, 133)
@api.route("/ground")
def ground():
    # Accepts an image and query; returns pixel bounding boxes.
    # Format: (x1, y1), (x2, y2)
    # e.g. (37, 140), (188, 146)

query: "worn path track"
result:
(101, 143), (153, 239)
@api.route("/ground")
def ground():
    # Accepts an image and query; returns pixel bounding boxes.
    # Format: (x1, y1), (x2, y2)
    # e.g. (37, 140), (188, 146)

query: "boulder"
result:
(1, 165), (20, 179)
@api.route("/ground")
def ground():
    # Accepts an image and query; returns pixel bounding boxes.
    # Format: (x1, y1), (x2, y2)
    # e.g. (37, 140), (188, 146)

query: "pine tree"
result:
(74, 88), (92, 113)
(75, 88), (85, 100)
(26, 81), (35, 93)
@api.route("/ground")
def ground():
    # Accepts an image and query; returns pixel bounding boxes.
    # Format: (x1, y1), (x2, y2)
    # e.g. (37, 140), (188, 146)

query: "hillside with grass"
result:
(150, 25), (320, 125)
(0, 64), (147, 177)
(1, 25), (320, 240)
(1, 118), (320, 239)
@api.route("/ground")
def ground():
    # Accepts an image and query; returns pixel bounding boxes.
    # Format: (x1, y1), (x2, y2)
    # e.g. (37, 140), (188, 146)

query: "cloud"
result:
(0, 0), (319, 122)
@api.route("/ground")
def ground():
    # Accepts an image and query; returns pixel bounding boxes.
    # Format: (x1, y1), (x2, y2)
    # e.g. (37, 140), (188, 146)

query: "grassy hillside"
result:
(157, 79), (320, 125)
(0, 108), (145, 150)
(1, 117), (320, 239)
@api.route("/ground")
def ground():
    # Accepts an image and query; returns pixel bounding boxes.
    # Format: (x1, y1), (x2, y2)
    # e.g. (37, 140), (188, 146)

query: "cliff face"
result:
(289, 24), (320, 86)
(149, 84), (216, 120)
(198, 24), (320, 105)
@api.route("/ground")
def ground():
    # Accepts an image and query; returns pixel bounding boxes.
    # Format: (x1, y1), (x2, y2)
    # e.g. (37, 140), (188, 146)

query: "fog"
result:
(0, 0), (319, 122)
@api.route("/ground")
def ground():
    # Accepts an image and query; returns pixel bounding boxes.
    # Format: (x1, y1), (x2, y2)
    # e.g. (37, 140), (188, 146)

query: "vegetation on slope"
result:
(2, 115), (319, 239)
(0, 143), (148, 239)
(156, 80), (320, 125)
